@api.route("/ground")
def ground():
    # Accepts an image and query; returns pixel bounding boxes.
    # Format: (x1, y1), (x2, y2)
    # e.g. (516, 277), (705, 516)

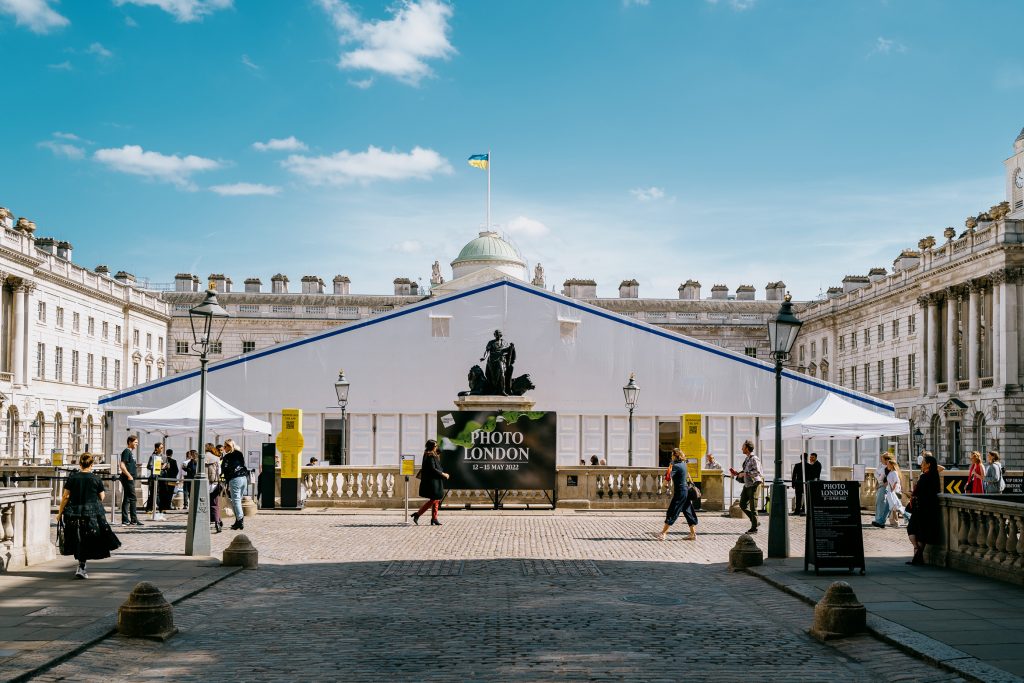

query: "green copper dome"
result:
(451, 231), (525, 265)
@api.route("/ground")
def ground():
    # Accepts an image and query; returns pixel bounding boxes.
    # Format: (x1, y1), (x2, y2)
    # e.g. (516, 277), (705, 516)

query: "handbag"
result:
(57, 518), (72, 556)
(884, 488), (902, 511)
(415, 469), (423, 480)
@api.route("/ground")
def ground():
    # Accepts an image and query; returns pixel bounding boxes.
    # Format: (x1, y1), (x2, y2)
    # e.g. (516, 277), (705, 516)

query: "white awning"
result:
(760, 392), (909, 441)
(126, 390), (272, 437)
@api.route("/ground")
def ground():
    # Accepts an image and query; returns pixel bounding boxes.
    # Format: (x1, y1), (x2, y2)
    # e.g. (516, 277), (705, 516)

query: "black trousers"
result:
(793, 483), (804, 513)
(120, 477), (139, 523)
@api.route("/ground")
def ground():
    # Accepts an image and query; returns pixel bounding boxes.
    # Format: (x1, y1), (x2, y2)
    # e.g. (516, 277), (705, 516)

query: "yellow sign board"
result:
(277, 409), (304, 479)
(680, 414), (704, 482)
(400, 454), (416, 476)
(51, 449), (64, 467)
(152, 456), (163, 475)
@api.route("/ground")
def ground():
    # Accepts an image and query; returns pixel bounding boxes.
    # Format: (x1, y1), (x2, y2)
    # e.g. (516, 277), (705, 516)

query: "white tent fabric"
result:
(759, 392), (909, 441)
(126, 391), (273, 437)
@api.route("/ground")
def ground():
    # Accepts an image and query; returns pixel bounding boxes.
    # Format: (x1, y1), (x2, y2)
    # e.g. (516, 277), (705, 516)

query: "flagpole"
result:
(486, 149), (491, 230)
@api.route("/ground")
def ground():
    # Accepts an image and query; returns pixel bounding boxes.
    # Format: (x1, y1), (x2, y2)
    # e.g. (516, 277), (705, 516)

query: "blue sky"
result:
(1, 0), (1022, 299)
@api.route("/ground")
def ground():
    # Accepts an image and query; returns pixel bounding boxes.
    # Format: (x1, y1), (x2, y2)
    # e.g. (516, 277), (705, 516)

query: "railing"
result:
(981, 377), (994, 388)
(2, 465), (112, 505)
(937, 382), (948, 393)
(0, 488), (55, 571)
(296, 466), (725, 510)
(957, 380), (971, 391)
(930, 493), (1024, 586)
(0, 371), (11, 383)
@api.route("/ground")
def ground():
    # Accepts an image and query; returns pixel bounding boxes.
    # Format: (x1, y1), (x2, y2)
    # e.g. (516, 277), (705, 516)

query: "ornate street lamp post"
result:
(333, 370), (350, 466)
(30, 418), (39, 464)
(766, 294), (802, 559)
(184, 284), (229, 556)
(623, 374), (639, 466)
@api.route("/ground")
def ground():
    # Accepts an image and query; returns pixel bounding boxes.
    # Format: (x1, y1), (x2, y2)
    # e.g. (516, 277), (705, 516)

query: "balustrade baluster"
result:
(1001, 514), (1018, 567)
(344, 473), (354, 498)
(1015, 514), (1024, 569)
(957, 509), (970, 553)
(983, 513), (999, 561)
(966, 510), (981, 556)
(994, 512), (1009, 564)
(596, 474), (606, 499)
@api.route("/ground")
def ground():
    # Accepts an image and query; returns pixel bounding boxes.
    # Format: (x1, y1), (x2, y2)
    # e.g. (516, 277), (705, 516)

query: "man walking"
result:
(729, 440), (763, 533)
(791, 453), (807, 516)
(119, 436), (142, 526)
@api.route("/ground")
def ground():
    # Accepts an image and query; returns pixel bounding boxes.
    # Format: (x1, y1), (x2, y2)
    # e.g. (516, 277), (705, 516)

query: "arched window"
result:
(973, 412), (987, 455)
(6, 406), (18, 457)
(86, 415), (94, 452)
(54, 413), (63, 452)
(930, 414), (942, 459)
(35, 412), (46, 457)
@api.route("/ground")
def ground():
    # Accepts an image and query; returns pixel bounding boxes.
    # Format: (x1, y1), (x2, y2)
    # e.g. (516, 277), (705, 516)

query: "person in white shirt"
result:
(871, 453), (890, 529)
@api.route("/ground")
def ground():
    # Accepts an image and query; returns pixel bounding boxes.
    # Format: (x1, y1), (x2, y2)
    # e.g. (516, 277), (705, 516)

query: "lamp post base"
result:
(185, 477), (211, 556)
(767, 479), (789, 558)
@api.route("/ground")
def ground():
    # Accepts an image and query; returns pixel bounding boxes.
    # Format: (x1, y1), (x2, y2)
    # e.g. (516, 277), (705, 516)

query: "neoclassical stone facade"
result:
(0, 209), (169, 463)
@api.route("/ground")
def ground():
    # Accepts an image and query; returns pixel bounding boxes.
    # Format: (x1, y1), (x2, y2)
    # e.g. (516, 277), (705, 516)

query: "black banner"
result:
(437, 411), (556, 490)
(804, 480), (866, 575)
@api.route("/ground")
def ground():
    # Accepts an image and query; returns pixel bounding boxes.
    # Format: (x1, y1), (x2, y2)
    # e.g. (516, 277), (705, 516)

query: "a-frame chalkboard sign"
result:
(804, 480), (866, 575)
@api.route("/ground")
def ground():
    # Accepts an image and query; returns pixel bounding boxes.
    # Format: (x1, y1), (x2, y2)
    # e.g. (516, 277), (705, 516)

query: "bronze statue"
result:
(459, 329), (535, 397)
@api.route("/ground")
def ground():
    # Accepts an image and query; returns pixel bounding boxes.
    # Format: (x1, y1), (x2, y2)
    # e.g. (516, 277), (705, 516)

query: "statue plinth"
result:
(454, 395), (536, 412)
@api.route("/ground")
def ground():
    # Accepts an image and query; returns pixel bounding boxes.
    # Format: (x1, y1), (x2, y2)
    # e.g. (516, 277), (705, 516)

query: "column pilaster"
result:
(968, 280), (981, 391)
(922, 293), (940, 396)
(996, 268), (1020, 389)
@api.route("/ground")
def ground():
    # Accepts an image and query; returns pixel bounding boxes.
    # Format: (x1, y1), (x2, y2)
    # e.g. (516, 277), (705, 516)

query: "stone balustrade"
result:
(0, 487), (55, 571)
(296, 466), (724, 510)
(928, 493), (1024, 586)
(1, 465), (113, 507)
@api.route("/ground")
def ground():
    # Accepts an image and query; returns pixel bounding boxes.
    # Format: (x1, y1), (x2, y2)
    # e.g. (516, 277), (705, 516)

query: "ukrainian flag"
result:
(467, 153), (489, 170)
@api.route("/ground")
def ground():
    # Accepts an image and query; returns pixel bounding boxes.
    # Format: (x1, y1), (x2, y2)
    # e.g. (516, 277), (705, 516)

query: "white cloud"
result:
(706, 0), (756, 10)
(52, 131), (81, 141)
(94, 144), (221, 189)
(124, 14), (138, 27)
(348, 77), (374, 89)
(112, 0), (232, 23)
(316, 0), (455, 86)
(630, 186), (665, 201)
(38, 139), (84, 159)
(87, 42), (113, 59)
(869, 36), (908, 57)
(241, 54), (259, 70)
(392, 239), (422, 253)
(209, 182), (280, 196)
(252, 136), (307, 152)
(282, 145), (452, 185)
(0, 0), (69, 33)
(507, 216), (550, 238)
(48, 60), (73, 70)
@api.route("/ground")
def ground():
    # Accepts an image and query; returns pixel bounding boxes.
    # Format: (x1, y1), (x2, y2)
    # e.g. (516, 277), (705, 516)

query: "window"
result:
(114, 359), (120, 387)
(145, 365), (152, 382)
(799, 345), (805, 362)
(87, 354), (94, 386)
(115, 325), (121, 343)
(851, 332), (857, 350)
(839, 335), (845, 352)
(132, 362), (139, 385)
(863, 329), (870, 346)
(238, 304), (260, 314)
(38, 301), (46, 323)
(822, 337), (828, 356)
(71, 350), (79, 383)
(877, 360), (884, 392)
(863, 363), (870, 391)
(55, 347), (63, 381)
(810, 341), (816, 360)
(877, 324), (884, 342)
(36, 343), (45, 378)
(557, 320), (575, 343)
(133, 329), (139, 347)
(72, 311), (80, 332)
(175, 340), (189, 355)
(271, 305), (293, 313)
(908, 314), (916, 334)
(158, 336), (164, 352)
(88, 316), (95, 336)
(100, 357), (108, 388)
(851, 366), (857, 390)
(892, 357), (900, 390)
(305, 306), (327, 315)
(338, 306), (359, 319)
(102, 321), (108, 339)
(744, 347), (757, 358)
(242, 341), (256, 353)
(146, 333), (152, 350)
(892, 319), (899, 338)
(908, 353), (917, 387)
(209, 341), (222, 355)
(56, 307), (64, 328)
(839, 368), (845, 386)
(158, 367), (164, 379)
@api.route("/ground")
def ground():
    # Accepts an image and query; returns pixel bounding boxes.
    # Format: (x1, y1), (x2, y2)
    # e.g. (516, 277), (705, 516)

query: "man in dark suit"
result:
(791, 453), (807, 515)
(807, 452), (823, 482)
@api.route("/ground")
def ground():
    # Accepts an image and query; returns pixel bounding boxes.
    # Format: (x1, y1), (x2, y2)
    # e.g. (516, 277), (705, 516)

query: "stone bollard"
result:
(728, 533), (763, 572)
(729, 500), (746, 519)
(809, 581), (867, 641)
(241, 495), (258, 518)
(222, 533), (258, 569)
(117, 582), (178, 641)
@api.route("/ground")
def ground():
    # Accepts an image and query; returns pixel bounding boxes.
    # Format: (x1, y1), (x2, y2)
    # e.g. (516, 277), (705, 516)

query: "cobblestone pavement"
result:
(17, 510), (978, 682)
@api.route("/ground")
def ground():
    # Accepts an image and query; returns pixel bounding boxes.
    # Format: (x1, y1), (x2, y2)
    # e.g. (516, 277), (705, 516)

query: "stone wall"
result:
(0, 488), (55, 571)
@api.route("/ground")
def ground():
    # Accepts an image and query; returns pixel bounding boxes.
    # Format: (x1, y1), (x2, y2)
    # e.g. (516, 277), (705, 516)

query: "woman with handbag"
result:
(658, 449), (696, 541)
(56, 453), (120, 579)
(966, 451), (985, 495)
(906, 454), (941, 566)
(205, 443), (224, 533)
(884, 457), (906, 527)
(412, 440), (449, 526)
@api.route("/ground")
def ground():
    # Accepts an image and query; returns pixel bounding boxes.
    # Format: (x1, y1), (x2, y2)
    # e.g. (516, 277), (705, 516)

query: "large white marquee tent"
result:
(100, 279), (895, 483)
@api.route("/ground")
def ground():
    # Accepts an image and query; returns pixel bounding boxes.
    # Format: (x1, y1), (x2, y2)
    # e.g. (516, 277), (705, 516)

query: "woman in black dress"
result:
(412, 440), (449, 526)
(659, 449), (697, 541)
(56, 453), (119, 579)
(906, 454), (940, 565)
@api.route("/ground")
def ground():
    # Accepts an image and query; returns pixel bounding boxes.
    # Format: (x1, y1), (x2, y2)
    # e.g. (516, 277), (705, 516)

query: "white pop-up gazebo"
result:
(126, 391), (273, 438)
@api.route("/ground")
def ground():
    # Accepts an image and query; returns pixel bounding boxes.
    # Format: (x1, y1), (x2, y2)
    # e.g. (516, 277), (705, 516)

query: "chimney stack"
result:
(333, 276), (351, 295)
(618, 279), (639, 298)
(711, 284), (729, 300)
(301, 275), (325, 294)
(271, 274), (289, 294)
(244, 277), (262, 293)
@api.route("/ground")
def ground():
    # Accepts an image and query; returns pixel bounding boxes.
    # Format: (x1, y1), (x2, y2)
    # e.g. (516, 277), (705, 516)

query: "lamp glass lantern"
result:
(623, 374), (640, 410)
(334, 370), (350, 408)
(188, 287), (230, 350)
(767, 295), (802, 359)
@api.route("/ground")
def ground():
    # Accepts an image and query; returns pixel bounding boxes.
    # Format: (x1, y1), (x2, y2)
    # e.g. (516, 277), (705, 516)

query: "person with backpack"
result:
(984, 451), (1006, 494)
(221, 438), (249, 530)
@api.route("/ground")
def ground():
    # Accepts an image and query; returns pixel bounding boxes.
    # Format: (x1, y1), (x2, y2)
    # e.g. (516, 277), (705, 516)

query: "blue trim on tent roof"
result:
(100, 279), (894, 413)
